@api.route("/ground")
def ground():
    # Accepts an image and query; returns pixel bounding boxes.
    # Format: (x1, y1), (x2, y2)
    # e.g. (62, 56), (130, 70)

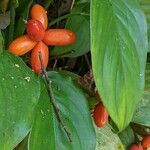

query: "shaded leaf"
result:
(0, 52), (40, 149)
(44, 0), (53, 9)
(139, 0), (150, 51)
(13, 0), (19, 8)
(145, 63), (150, 91)
(28, 72), (96, 150)
(132, 91), (150, 126)
(6, 0), (15, 46)
(119, 127), (135, 149)
(51, 3), (90, 57)
(0, 30), (4, 54)
(95, 124), (125, 150)
(14, 0), (33, 37)
(14, 135), (28, 150)
(91, 0), (148, 131)
(76, 0), (90, 4)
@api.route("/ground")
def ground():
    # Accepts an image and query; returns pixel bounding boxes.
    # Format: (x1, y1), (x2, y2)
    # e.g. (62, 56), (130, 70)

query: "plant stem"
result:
(48, 12), (89, 27)
(38, 52), (72, 142)
(84, 54), (91, 70)
(70, 0), (75, 10)
(44, 0), (53, 10)
(7, 0), (15, 45)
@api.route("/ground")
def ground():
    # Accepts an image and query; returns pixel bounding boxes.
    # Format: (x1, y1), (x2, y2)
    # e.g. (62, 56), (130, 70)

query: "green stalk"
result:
(44, 0), (53, 10)
(7, 0), (15, 46)
(48, 12), (89, 27)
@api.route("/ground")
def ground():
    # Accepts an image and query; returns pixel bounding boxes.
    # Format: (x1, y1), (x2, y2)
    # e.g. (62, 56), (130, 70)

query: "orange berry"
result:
(30, 4), (48, 30)
(43, 29), (77, 46)
(26, 19), (45, 42)
(129, 144), (143, 150)
(31, 41), (49, 74)
(8, 35), (37, 56)
(142, 135), (150, 149)
(93, 102), (108, 128)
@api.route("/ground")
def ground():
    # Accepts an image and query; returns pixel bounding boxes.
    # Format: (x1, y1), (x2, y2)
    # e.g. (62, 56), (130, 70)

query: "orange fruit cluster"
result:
(8, 4), (76, 74)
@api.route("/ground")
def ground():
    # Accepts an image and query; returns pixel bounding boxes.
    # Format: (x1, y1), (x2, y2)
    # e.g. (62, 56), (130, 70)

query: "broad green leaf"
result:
(139, 0), (150, 51)
(119, 127), (135, 149)
(0, 30), (4, 54)
(14, 0), (33, 37)
(0, 52), (40, 149)
(58, 70), (80, 80)
(28, 72), (96, 150)
(132, 91), (150, 126)
(145, 63), (150, 91)
(95, 124), (125, 150)
(91, 0), (148, 131)
(51, 3), (90, 57)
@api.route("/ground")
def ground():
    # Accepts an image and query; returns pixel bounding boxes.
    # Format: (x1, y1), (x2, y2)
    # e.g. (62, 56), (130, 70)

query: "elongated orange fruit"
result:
(93, 102), (109, 128)
(31, 41), (49, 74)
(43, 29), (77, 46)
(26, 19), (45, 41)
(8, 35), (37, 56)
(129, 144), (143, 150)
(30, 4), (48, 30)
(142, 135), (150, 149)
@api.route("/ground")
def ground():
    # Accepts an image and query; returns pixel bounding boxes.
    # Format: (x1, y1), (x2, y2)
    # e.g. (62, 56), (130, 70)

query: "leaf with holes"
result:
(91, 0), (148, 131)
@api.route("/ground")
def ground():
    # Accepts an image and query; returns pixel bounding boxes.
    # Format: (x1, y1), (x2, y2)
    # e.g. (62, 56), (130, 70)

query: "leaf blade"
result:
(91, 0), (148, 131)
(0, 52), (40, 149)
(95, 124), (125, 150)
(28, 72), (96, 150)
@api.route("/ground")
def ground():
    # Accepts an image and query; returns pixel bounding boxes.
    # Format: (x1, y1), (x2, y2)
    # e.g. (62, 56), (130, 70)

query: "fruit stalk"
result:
(38, 52), (72, 142)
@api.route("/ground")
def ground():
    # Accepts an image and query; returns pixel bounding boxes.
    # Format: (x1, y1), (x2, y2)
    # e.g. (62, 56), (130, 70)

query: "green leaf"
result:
(145, 63), (150, 91)
(58, 70), (80, 80)
(0, 52), (40, 149)
(119, 127), (135, 149)
(139, 0), (150, 51)
(0, 30), (4, 54)
(51, 3), (90, 57)
(28, 72), (96, 150)
(91, 0), (148, 131)
(7, 0), (15, 45)
(132, 91), (150, 126)
(13, 0), (19, 8)
(95, 124), (125, 150)
(14, 0), (33, 38)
